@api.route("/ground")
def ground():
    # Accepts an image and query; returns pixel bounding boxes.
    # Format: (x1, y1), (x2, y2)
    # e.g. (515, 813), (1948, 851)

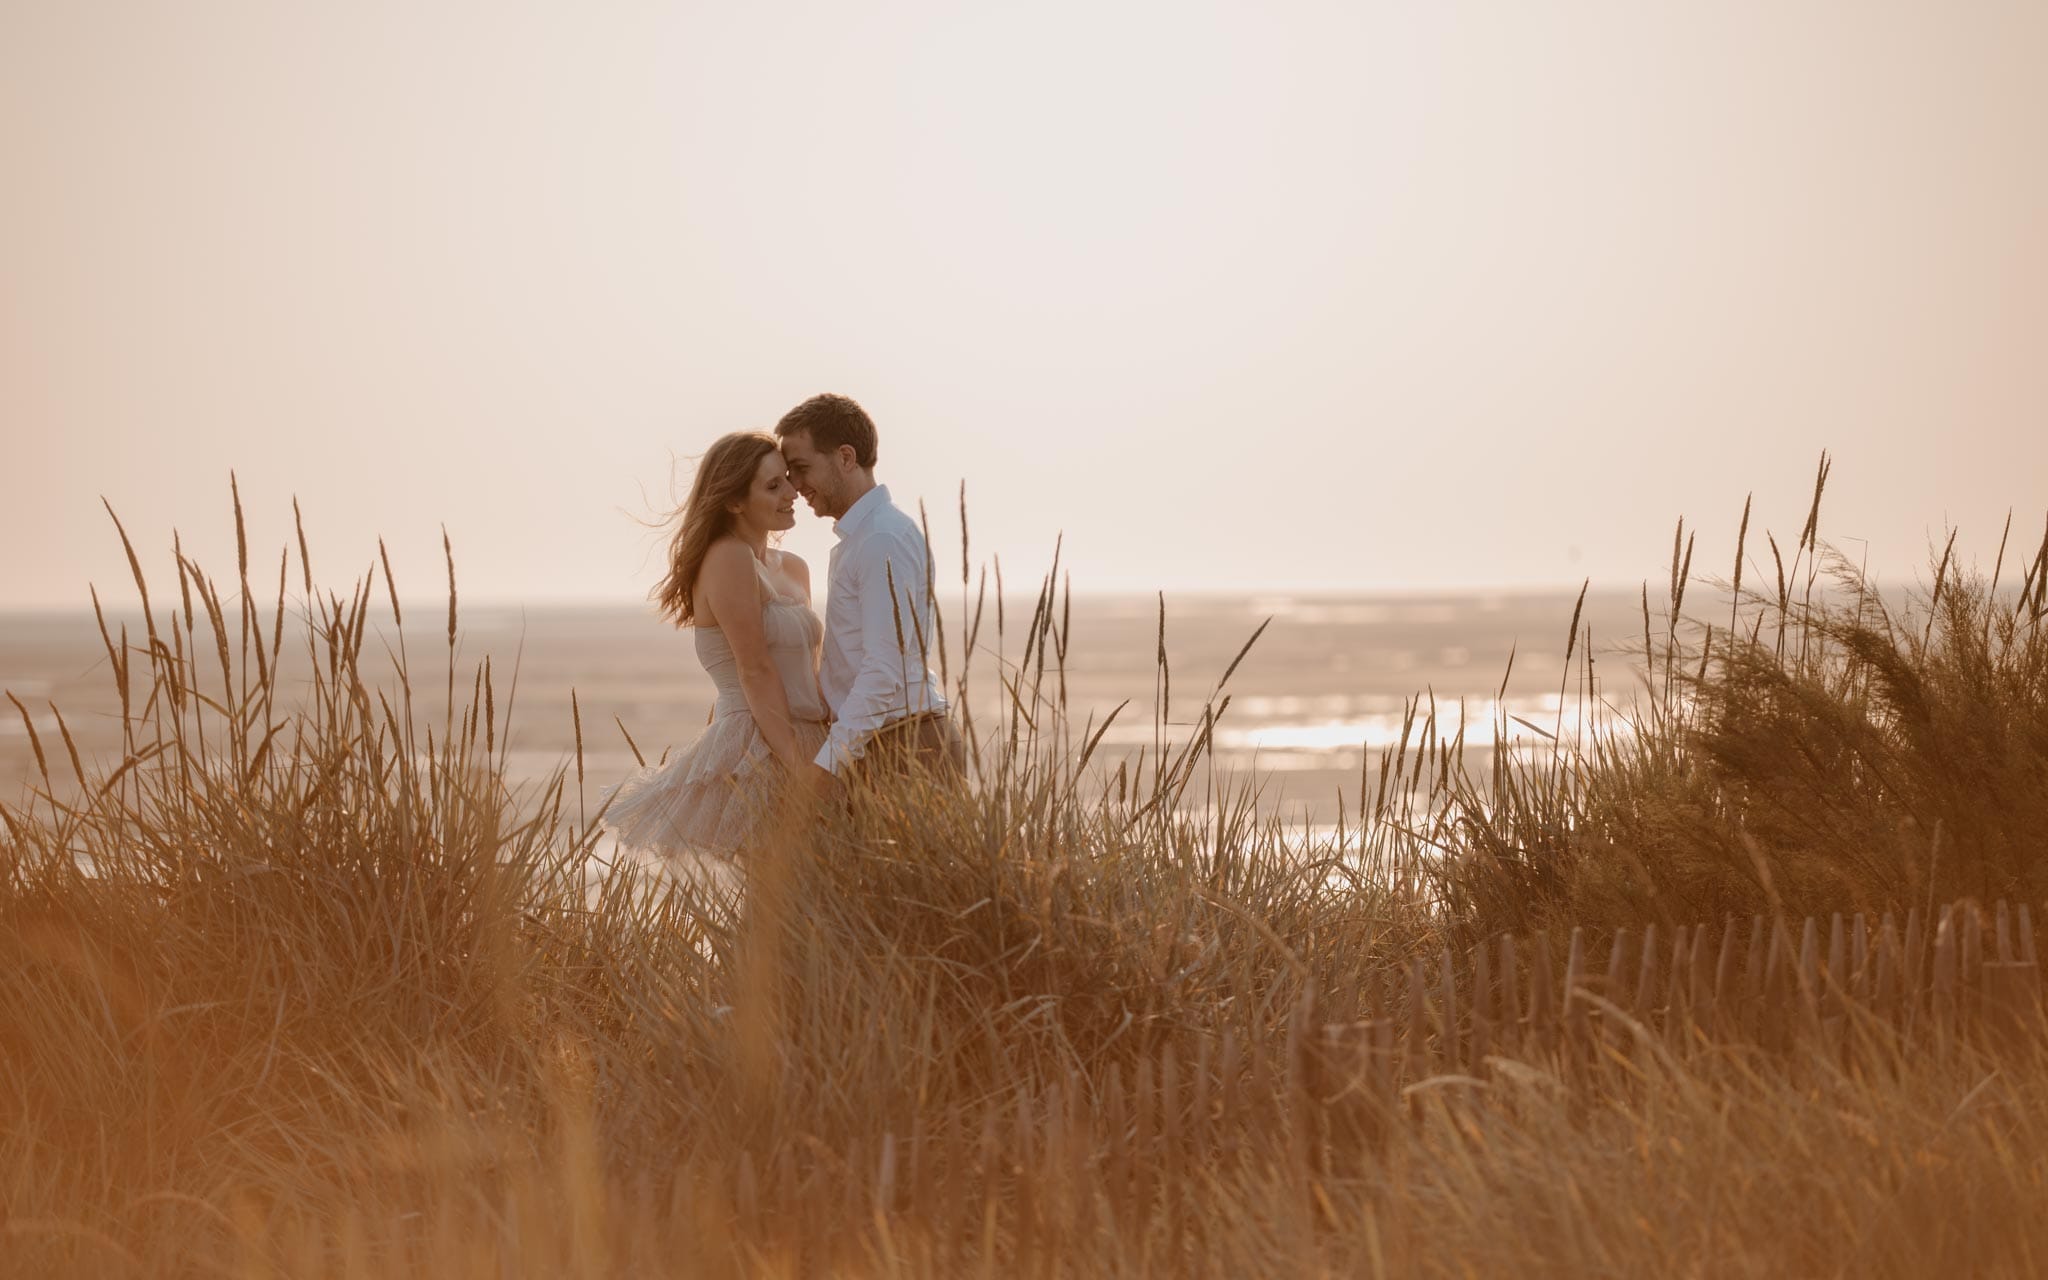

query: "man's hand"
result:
(801, 762), (845, 807)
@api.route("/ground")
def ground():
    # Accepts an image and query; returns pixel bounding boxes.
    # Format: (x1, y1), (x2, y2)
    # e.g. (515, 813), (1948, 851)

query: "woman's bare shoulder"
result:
(701, 536), (755, 572)
(773, 549), (812, 585)
(695, 538), (763, 627)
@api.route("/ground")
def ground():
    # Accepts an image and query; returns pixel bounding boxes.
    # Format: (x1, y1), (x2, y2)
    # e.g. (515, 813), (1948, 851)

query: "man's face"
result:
(779, 430), (849, 518)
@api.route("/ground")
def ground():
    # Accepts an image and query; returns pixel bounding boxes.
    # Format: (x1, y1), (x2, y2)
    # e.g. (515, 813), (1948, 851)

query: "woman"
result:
(602, 432), (829, 861)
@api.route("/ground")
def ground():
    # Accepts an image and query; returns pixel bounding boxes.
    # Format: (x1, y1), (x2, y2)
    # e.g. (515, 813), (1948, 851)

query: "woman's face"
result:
(730, 450), (799, 535)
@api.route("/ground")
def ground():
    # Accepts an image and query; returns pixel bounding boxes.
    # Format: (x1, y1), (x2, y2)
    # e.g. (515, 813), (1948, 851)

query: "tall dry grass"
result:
(3, 472), (2047, 1276)
(1418, 456), (2048, 937)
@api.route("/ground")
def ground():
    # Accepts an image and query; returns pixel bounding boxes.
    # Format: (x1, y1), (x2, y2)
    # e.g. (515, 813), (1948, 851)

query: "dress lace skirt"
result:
(600, 713), (831, 860)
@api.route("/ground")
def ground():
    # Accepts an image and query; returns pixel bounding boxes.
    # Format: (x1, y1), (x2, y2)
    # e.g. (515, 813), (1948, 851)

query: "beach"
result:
(2, 587), (1649, 824)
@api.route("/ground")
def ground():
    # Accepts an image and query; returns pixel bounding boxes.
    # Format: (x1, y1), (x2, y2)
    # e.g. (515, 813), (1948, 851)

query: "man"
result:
(775, 393), (963, 790)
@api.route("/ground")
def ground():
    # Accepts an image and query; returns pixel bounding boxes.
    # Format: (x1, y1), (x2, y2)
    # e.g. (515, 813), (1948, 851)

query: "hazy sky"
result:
(3, 1), (2044, 610)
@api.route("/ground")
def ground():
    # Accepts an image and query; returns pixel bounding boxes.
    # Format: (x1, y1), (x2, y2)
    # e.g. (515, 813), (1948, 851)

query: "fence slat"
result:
(1065, 1075), (1089, 1236)
(844, 1133), (865, 1222)
(1161, 1049), (1183, 1263)
(1876, 914), (1900, 1017)
(909, 1107), (930, 1222)
(1636, 923), (1660, 1020)
(1218, 1032), (1241, 1164)
(1407, 958), (1431, 1078)
(1713, 918), (1742, 1032)
(1932, 906), (1958, 1028)
(736, 1151), (758, 1241)
(1985, 961), (2041, 1042)
(977, 1107), (1000, 1263)
(1763, 918), (1787, 1000)
(1797, 916), (1819, 992)
(1134, 1056), (1157, 1232)
(1690, 922), (1715, 1020)
(1563, 928), (1587, 1041)
(1744, 916), (1767, 996)
(1851, 914), (1870, 1002)
(1530, 932), (1556, 1035)
(1471, 939), (1494, 1065)
(1105, 1063), (1128, 1224)
(1041, 1082), (1066, 1242)
(879, 1131), (899, 1221)
(1010, 1094), (1035, 1270)
(1439, 946), (1463, 1068)
(1668, 926), (1692, 1025)
(1605, 928), (1631, 1015)
(1964, 905), (1985, 1012)
(1370, 1017), (1396, 1109)
(1500, 934), (1522, 1035)
(1761, 919), (1795, 1043)
(1904, 908), (1926, 1005)
(940, 1108), (964, 1253)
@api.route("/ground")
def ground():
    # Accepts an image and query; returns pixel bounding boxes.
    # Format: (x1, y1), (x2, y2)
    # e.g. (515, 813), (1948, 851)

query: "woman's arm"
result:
(697, 540), (806, 772)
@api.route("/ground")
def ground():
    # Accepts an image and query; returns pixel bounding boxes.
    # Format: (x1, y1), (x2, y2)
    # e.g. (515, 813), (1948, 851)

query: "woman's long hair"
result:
(654, 431), (781, 626)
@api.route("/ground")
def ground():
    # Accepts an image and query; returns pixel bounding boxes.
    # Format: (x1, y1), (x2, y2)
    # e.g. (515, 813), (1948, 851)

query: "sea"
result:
(1, 590), (1658, 830)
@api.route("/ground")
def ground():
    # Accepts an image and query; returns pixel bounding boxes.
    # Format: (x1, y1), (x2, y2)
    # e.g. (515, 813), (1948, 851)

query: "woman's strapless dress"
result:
(601, 556), (829, 859)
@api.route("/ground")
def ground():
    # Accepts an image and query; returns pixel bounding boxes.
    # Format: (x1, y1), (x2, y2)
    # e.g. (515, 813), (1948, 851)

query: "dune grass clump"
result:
(0, 501), (599, 1265)
(0, 492), (1434, 1273)
(4, 475), (2048, 1276)
(1421, 458), (2048, 937)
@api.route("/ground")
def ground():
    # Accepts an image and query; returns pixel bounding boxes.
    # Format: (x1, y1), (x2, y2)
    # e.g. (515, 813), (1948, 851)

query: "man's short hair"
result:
(774, 393), (879, 469)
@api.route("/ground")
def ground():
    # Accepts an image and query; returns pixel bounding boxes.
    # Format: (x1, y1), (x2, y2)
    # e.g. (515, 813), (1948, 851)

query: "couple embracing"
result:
(603, 393), (963, 863)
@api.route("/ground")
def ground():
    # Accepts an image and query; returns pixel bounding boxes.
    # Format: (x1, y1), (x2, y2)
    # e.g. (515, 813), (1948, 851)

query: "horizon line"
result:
(0, 575), (1927, 618)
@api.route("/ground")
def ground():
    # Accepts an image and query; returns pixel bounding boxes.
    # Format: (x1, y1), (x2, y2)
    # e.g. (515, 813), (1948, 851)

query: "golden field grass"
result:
(5, 463), (2048, 1277)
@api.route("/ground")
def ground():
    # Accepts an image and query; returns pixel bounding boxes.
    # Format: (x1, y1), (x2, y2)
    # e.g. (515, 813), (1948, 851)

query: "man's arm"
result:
(814, 525), (937, 773)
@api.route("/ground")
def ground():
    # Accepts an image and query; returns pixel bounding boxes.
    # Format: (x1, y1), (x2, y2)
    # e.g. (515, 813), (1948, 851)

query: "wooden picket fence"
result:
(691, 899), (2045, 1262)
(1369, 896), (2043, 1063)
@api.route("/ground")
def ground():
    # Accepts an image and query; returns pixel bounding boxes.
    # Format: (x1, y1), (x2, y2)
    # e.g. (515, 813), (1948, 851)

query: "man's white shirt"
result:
(816, 484), (949, 773)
